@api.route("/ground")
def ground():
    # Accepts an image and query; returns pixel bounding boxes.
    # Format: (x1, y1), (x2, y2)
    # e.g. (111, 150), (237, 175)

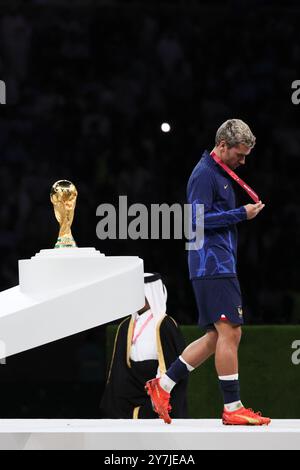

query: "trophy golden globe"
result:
(50, 180), (78, 248)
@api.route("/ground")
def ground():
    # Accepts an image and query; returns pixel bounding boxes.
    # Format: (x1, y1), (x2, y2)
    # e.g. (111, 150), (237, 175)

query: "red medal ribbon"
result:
(210, 151), (260, 203)
(132, 313), (154, 345)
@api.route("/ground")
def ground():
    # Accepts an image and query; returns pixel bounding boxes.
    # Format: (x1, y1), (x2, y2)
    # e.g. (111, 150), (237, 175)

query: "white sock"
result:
(159, 374), (176, 393)
(224, 400), (243, 412)
(179, 355), (195, 372)
(218, 373), (239, 381)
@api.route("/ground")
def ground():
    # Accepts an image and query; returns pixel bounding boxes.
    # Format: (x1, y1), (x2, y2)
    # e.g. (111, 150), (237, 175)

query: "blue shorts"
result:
(192, 277), (244, 330)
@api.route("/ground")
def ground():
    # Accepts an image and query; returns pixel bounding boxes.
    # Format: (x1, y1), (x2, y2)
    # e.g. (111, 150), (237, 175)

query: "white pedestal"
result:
(0, 420), (299, 450)
(0, 248), (144, 359)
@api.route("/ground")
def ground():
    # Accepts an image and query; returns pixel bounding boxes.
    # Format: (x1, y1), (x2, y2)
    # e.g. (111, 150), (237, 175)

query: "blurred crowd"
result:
(0, 1), (300, 326)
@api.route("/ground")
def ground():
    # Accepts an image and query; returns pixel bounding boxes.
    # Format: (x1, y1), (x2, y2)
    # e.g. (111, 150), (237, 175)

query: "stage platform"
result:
(0, 419), (299, 450)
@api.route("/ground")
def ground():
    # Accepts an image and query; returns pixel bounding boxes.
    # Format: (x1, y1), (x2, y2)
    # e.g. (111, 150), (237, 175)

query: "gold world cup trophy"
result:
(50, 180), (78, 248)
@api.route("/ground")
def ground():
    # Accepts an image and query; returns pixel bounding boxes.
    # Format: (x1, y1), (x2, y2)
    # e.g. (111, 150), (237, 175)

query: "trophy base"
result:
(54, 237), (76, 248)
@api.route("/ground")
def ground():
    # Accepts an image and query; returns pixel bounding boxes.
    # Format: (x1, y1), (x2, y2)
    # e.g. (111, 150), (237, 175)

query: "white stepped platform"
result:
(0, 419), (299, 450)
(0, 248), (144, 359)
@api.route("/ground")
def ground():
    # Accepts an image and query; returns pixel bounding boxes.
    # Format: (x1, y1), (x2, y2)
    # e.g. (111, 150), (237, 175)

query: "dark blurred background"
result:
(0, 0), (299, 417)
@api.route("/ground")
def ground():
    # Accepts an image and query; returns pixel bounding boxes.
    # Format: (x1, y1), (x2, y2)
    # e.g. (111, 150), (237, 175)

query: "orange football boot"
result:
(145, 378), (172, 424)
(222, 406), (271, 426)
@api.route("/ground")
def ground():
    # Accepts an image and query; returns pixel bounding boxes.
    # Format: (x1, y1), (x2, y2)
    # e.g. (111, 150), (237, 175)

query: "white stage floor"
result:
(0, 419), (299, 450)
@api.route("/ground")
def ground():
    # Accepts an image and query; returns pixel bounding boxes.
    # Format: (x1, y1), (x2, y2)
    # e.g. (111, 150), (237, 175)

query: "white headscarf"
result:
(130, 273), (168, 362)
(144, 272), (167, 325)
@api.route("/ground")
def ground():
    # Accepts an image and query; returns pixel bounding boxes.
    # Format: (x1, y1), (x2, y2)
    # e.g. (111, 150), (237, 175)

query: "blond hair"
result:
(215, 119), (256, 149)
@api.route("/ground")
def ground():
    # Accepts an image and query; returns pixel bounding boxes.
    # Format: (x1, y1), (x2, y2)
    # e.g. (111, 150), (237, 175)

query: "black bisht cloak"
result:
(100, 314), (188, 419)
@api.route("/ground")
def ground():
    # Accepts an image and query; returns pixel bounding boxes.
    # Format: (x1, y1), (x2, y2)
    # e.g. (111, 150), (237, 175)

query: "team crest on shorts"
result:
(237, 306), (243, 318)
